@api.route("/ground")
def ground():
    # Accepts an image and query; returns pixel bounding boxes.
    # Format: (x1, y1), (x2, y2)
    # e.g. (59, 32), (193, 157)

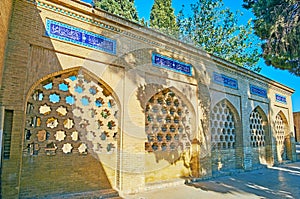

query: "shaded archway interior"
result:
(21, 68), (121, 197)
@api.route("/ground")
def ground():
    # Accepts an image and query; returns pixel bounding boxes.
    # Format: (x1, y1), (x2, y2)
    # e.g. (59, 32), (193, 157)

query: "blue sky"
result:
(135, 0), (300, 112)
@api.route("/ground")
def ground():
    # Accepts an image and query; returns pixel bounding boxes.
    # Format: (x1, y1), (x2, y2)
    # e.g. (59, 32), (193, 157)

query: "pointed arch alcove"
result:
(21, 67), (121, 197)
(274, 111), (291, 163)
(144, 86), (197, 182)
(210, 99), (242, 173)
(249, 106), (271, 166)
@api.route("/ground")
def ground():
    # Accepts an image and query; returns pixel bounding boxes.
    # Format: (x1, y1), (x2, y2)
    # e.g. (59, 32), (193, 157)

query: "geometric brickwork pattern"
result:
(25, 71), (118, 156)
(275, 114), (286, 146)
(210, 100), (236, 150)
(249, 109), (265, 148)
(145, 89), (192, 153)
(275, 114), (286, 161)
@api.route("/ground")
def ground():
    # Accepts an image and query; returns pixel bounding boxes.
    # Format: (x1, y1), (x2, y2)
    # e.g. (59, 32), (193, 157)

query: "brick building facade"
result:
(0, 0), (297, 198)
(293, 112), (300, 142)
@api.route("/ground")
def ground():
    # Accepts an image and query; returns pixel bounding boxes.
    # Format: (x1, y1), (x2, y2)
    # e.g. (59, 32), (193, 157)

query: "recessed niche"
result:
(25, 72), (119, 156)
(249, 109), (265, 148)
(145, 89), (191, 153)
(210, 101), (236, 150)
(275, 114), (285, 149)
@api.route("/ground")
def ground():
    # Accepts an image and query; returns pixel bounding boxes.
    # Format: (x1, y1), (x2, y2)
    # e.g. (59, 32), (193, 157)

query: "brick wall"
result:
(0, 0), (117, 198)
(0, 0), (13, 88)
(294, 112), (300, 142)
(0, 0), (296, 197)
(19, 155), (112, 198)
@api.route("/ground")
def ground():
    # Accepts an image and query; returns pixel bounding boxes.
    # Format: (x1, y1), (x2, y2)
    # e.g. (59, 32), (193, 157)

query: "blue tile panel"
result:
(250, 84), (267, 98)
(152, 53), (192, 76)
(212, 72), (238, 89)
(45, 19), (116, 55)
(275, 94), (287, 104)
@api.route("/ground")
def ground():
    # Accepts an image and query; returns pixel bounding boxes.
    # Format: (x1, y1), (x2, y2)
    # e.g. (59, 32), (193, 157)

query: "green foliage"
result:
(94, 0), (139, 22)
(243, 0), (300, 75)
(150, 0), (179, 36)
(177, 0), (261, 71)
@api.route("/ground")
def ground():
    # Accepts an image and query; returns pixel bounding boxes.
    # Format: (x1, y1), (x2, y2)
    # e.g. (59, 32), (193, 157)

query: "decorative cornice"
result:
(215, 65), (267, 87)
(215, 65), (293, 96)
(26, 0), (122, 34)
(122, 31), (161, 47)
(24, 0), (294, 96)
(269, 84), (292, 96)
(214, 63), (294, 95)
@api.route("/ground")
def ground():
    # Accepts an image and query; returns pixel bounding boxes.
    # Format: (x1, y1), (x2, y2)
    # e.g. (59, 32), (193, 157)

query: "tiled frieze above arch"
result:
(212, 72), (238, 89)
(25, 0), (204, 62)
(45, 19), (117, 54)
(250, 84), (267, 98)
(152, 53), (193, 76)
(275, 94), (287, 104)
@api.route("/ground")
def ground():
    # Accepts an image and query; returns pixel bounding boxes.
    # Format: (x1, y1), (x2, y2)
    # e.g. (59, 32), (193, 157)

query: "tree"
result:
(177, 0), (261, 71)
(94, 0), (139, 22)
(243, 0), (300, 76)
(150, 0), (179, 35)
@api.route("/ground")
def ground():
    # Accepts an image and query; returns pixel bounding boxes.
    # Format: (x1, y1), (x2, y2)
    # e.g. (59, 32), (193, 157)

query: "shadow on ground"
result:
(186, 163), (300, 199)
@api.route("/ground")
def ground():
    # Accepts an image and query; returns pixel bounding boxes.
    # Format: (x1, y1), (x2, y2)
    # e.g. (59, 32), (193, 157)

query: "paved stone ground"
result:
(124, 162), (300, 199)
